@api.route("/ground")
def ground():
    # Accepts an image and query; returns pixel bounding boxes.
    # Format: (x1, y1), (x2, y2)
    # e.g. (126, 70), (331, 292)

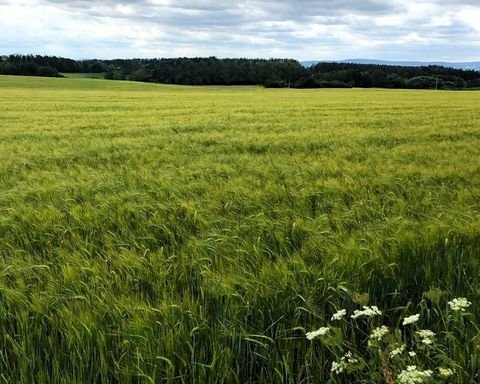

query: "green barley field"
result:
(1, 75), (480, 383)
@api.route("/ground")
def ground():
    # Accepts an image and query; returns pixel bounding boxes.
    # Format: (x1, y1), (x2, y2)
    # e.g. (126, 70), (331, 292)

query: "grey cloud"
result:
(34, 0), (403, 41)
(39, 0), (400, 20)
(430, 0), (480, 4)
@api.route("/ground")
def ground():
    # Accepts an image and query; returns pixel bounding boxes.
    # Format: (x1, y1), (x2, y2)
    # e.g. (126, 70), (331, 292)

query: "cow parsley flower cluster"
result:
(306, 327), (330, 340)
(438, 367), (454, 377)
(389, 344), (406, 358)
(402, 314), (420, 326)
(351, 306), (382, 319)
(331, 309), (347, 321)
(397, 366), (433, 384)
(370, 325), (389, 341)
(448, 297), (472, 312)
(415, 329), (435, 345)
(302, 295), (473, 382)
(331, 360), (346, 375)
(331, 351), (358, 375)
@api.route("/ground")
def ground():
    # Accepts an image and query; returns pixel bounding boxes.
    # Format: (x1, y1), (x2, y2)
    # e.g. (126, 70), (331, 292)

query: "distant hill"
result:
(302, 59), (480, 71)
(301, 61), (323, 67)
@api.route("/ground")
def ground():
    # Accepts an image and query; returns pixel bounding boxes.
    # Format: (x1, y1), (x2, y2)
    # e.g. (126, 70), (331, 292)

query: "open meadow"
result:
(0, 75), (480, 383)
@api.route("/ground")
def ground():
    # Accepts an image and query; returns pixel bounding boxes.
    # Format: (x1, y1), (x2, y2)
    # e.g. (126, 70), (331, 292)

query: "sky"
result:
(1, 0), (479, 61)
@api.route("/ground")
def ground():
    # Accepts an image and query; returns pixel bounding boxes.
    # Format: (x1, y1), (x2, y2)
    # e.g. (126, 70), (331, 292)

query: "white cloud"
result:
(0, 0), (479, 61)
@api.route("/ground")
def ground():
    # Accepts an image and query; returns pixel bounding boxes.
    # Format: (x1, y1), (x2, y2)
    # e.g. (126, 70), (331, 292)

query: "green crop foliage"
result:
(0, 75), (479, 383)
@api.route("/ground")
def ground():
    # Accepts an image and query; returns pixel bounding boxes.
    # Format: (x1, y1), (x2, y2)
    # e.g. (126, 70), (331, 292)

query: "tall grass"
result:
(0, 75), (479, 382)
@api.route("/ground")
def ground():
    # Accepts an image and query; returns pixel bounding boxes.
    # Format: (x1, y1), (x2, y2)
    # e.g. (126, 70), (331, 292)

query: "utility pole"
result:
(435, 77), (439, 90)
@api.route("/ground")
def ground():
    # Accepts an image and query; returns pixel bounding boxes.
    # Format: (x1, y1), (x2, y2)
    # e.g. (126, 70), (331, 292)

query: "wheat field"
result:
(0, 75), (479, 383)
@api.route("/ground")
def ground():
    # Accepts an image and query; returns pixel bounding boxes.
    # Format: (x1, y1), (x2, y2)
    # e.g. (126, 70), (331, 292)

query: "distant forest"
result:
(2, 54), (480, 89)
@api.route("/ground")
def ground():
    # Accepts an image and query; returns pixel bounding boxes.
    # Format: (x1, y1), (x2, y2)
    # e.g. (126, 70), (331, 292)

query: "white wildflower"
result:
(370, 326), (389, 341)
(331, 361), (346, 374)
(351, 306), (382, 319)
(402, 314), (420, 326)
(343, 351), (359, 364)
(416, 329), (435, 345)
(397, 366), (433, 384)
(416, 330), (435, 338)
(331, 309), (347, 321)
(306, 327), (330, 340)
(331, 351), (358, 375)
(448, 297), (472, 312)
(438, 367), (454, 377)
(389, 344), (406, 358)
(409, 351), (417, 357)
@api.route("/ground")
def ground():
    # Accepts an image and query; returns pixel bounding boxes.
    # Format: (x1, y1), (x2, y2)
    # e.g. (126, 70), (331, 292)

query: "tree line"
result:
(1, 54), (480, 89)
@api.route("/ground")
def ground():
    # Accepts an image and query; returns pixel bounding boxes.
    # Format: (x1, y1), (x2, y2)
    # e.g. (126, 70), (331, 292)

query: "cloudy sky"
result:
(1, 0), (479, 61)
